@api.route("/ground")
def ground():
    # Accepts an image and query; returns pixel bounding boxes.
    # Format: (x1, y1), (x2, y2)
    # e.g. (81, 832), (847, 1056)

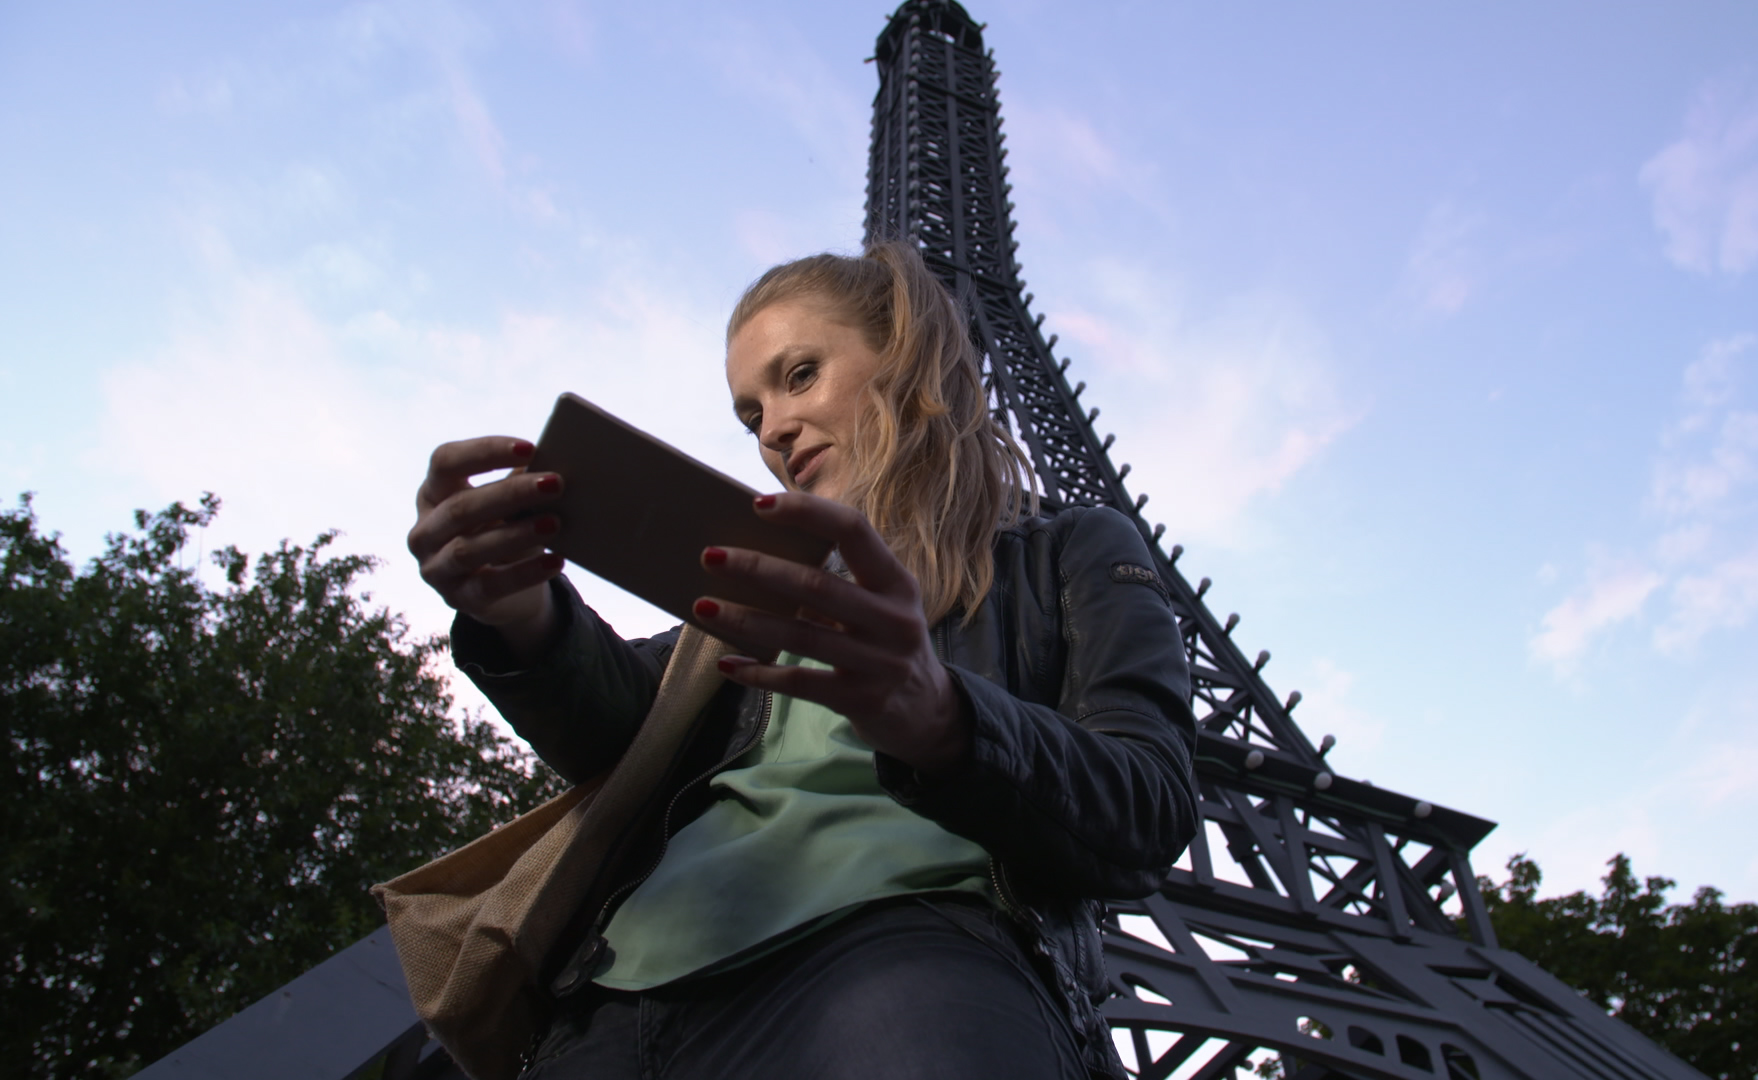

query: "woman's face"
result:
(726, 295), (885, 505)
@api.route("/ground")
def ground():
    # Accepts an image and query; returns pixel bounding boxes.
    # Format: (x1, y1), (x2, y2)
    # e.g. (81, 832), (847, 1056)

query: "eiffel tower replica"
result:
(138, 3), (1708, 1079)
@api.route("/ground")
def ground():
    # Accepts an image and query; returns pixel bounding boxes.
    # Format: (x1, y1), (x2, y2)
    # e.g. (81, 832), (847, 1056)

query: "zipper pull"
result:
(990, 857), (1041, 925)
(550, 934), (607, 996)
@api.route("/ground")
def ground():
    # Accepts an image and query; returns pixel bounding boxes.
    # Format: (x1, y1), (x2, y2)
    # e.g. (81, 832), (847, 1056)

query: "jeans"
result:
(522, 896), (1088, 1079)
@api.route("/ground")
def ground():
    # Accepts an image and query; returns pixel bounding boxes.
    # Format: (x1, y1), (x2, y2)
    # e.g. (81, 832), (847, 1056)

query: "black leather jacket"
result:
(454, 505), (1198, 1078)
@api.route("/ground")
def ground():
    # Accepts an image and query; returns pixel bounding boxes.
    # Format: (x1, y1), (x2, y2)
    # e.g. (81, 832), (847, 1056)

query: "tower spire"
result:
(867, 0), (1130, 515)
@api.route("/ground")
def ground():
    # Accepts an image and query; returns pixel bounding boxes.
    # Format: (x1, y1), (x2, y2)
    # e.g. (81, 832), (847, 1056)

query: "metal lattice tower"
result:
(138, 4), (1710, 1079)
(865, 3), (1706, 1078)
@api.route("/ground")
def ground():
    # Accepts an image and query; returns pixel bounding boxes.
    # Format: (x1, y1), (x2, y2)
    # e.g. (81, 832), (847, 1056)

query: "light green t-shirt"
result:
(593, 653), (993, 990)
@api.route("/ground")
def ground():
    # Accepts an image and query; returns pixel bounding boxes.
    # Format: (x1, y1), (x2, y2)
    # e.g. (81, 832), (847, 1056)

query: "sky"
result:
(3, 0), (1756, 908)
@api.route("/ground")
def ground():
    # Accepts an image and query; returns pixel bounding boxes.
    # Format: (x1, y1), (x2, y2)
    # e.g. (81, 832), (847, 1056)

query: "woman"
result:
(408, 242), (1198, 1079)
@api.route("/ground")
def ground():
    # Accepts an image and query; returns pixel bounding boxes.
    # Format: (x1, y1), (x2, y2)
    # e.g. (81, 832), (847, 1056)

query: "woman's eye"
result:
(786, 362), (817, 390)
(741, 414), (761, 436)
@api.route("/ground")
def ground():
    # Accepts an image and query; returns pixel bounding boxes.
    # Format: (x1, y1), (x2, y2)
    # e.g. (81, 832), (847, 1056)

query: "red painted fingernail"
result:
(702, 547), (727, 567)
(543, 553), (565, 571)
(535, 474), (561, 494)
(512, 439), (535, 458)
(534, 515), (560, 536)
(718, 656), (755, 675)
(694, 598), (721, 619)
(754, 494), (777, 509)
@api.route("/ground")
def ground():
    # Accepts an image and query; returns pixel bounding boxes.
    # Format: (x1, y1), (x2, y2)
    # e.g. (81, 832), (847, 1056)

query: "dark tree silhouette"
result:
(1480, 853), (1757, 1080)
(2, 494), (565, 1079)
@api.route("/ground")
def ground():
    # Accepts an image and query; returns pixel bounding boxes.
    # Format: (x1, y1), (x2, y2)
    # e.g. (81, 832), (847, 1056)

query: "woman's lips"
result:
(791, 446), (827, 488)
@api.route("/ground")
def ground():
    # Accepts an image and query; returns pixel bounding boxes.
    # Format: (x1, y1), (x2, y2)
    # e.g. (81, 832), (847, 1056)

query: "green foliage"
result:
(2, 494), (567, 1078)
(1480, 853), (1758, 1080)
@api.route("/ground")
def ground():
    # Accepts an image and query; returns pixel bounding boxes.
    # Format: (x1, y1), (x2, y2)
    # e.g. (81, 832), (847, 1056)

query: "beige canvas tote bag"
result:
(372, 625), (734, 1080)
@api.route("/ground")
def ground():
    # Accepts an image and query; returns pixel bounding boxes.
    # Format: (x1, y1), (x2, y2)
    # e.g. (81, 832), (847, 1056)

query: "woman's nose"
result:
(759, 407), (801, 453)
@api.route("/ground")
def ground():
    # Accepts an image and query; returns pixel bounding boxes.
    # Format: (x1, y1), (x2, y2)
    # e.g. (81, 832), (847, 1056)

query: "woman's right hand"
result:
(408, 436), (567, 654)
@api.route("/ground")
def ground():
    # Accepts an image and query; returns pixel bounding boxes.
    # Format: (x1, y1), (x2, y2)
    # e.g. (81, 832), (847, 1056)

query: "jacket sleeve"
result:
(450, 576), (680, 784)
(874, 506), (1198, 900)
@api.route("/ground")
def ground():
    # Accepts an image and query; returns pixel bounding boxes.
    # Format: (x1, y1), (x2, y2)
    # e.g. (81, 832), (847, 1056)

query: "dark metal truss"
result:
(864, 2), (1707, 1077)
(138, 3), (1709, 1079)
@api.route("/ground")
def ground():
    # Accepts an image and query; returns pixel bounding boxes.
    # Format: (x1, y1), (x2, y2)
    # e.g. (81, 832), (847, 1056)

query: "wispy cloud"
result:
(694, 14), (870, 261)
(92, 219), (747, 701)
(440, 58), (507, 184)
(1639, 78), (1758, 276)
(1403, 201), (1487, 316)
(538, 0), (595, 64)
(698, 14), (868, 191)
(1533, 334), (1758, 673)
(1529, 562), (1664, 672)
(1655, 546), (1758, 654)
(1648, 334), (1758, 653)
(1651, 333), (1758, 518)
(733, 208), (833, 267)
(1002, 98), (1174, 237)
(319, 0), (566, 221)
(1007, 103), (1125, 189)
(156, 72), (235, 118)
(1052, 260), (1357, 544)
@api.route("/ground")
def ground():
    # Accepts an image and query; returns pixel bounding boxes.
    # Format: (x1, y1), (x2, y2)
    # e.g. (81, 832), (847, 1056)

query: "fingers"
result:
(407, 434), (569, 626)
(409, 465), (562, 563)
(449, 551), (566, 614)
(700, 544), (917, 648)
(417, 436), (536, 512)
(417, 514), (559, 596)
(711, 638), (970, 773)
(693, 492), (925, 667)
(692, 595), (882, 673)
(750, 492), (918, 599)
(713, 656), (854, 710)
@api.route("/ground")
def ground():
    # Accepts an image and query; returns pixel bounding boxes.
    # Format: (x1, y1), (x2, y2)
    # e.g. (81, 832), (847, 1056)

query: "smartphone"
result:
(524, 392), (832, 630)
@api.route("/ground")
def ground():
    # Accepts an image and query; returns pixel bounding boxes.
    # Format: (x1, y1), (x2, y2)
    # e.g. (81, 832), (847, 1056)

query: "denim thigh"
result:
(523, 896), (1085, 1080)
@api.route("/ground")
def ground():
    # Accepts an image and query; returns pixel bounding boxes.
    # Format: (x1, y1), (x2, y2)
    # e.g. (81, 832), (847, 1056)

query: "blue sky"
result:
(3, 0), (1756, 907)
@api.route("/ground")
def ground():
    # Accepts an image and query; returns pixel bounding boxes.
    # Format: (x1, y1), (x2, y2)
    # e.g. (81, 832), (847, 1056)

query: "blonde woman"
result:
(409, 242), (1197, 1079)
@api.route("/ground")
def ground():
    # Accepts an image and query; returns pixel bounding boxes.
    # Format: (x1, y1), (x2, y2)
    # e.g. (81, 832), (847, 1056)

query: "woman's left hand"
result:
(694, 491), (971, 775)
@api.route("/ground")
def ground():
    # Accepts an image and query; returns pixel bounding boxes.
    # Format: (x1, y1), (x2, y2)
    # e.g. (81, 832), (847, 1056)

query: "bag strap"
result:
(515, 624), (737, 980)
(591, 624), (738, 820)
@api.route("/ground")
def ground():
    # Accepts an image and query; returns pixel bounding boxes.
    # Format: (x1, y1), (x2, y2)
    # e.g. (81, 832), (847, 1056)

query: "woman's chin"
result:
(795, 470), (836, 502)
(767, 468), (845, 504)
(805, 476), (851, 505)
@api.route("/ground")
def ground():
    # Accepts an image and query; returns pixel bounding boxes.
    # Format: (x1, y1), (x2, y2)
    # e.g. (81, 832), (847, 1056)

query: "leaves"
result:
(1480, 853), (1758, 1080)
(2, 494), (567, 1078)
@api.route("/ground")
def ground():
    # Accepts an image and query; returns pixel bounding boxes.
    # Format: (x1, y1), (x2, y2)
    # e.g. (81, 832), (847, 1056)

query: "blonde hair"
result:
(728, 241), (1039, 625)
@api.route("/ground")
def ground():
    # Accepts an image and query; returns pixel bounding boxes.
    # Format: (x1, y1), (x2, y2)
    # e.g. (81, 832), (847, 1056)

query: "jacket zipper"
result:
(989, 855), (1036, 925)
(599, 688), (774, 929)
(553, 689), (775, 993)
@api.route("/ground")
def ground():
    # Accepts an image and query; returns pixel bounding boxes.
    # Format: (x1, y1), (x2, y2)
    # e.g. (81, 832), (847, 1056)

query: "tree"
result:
(2, 494), (567, 1079)
(1480, 853), (1758, 1080)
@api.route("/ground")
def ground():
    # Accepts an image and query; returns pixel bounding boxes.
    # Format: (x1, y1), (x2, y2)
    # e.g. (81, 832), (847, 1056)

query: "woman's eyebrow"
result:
(730, 353), (786, 417)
